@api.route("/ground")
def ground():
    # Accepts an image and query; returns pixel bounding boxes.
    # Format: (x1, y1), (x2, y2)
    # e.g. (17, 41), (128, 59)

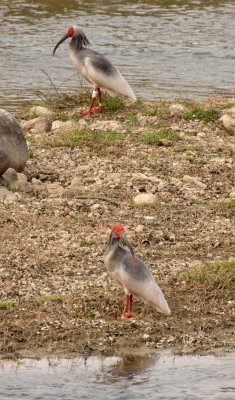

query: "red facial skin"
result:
(67, 26), (75, 37)
(112, 224), (125, 238)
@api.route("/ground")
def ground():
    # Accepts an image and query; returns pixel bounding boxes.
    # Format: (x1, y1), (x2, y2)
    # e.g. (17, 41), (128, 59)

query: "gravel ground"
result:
(0, 97), (234, 359)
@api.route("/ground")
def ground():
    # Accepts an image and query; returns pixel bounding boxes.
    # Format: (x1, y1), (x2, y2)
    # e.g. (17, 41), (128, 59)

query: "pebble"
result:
(22, 117), (52, 133)
(182, 175), (207, 190)
(135, 224), (144, 233)
(133, 193), (157, 206)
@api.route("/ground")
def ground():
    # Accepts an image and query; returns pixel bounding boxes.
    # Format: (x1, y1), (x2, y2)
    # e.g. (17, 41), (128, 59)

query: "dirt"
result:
(0, 97), (234, 359)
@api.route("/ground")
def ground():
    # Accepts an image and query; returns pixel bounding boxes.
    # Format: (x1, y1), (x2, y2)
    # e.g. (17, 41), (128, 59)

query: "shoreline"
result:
(0, 95), (234, 359)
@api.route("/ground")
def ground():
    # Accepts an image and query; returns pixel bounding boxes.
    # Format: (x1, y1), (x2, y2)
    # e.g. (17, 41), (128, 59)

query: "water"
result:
(0, 353), (235, 399)
(0, 0), (235, 111)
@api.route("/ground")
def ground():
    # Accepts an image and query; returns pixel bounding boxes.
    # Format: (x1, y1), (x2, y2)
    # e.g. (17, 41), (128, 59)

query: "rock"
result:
(0, 109), (28, 175)
(45, 182), (65, 198)
(0, 151), (10, 176)
(223, 106), (235, 116)
(169, 103), (187, 115)
(229, 189), (235, 199)
(90, 120), (125, 132)
(90, 203), (101, 212)
(51, 120), (80, 132)
(135, 224), (144, 233)
(197, 131), (206, 138)
(220, 114), (235, 130)
(182, 175), (207, 190)
(22, 117), (52, 133)
(133, 193), (157, 206)
(0, 186), (17, 202)
(2, 168), (31, 192)
(29, 106), (54, 118)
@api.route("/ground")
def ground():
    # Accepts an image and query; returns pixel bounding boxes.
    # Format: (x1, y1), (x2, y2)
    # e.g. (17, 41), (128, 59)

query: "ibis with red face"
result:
(104, 224), (171, 318)
(52, 26), (137, 116)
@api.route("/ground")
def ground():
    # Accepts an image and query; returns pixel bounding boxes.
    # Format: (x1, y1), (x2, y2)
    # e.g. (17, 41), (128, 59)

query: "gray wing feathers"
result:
(118, 254), (171, 315)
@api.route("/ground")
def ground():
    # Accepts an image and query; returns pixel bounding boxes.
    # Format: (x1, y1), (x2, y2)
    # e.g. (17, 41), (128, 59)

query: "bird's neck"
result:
(70, 36), (84, 50)
(70, 30), (90, 51)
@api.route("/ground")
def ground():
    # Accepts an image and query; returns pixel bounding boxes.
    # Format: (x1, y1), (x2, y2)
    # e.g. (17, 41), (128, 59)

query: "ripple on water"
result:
(0, 353), (235, 399)
(0, 0), (235, 111)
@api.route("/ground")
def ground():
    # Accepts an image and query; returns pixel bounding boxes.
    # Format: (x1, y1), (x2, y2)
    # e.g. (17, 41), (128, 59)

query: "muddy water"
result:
(0, 0), (235, 111)
(0, 353), (235, 399)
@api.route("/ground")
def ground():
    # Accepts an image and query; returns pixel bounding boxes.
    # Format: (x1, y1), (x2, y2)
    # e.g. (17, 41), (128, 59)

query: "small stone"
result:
(135, 224), (144, 233)
(45, 182), (65, 198)
(133, 193), (157, 206)
(169, 103), (187, 115)
(52, 120), (80, 132)
(229, 189), (235, 199)
(197, 131), (206, 138)
(29, 106), (54, 118)
(90, 203), (101, 212)
(0, 186), (17, 202)
(220, 114), (235, 130)
(182, 175), (207, 190)
(22, 117), (52, 133)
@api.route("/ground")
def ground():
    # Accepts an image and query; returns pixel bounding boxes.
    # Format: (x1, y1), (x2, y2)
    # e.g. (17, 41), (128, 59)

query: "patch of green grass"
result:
(43, 128), (125, 154)
(102, 94), (126, 114)
(73, 212), (94, 222)
(138, 129), (180, 144)
(39, 294), (69, 303)
(185, 154), (195, 163)
(78, 238), (95, 247)
(83, 308), (95, 318)
(217, 199), (235, 212)
(28, 148), (34, 158)
(177, 260), (235, 290)
(184, 104), (220, 123)
(146, 102), (169, 117)
(0, 300), (14, 310)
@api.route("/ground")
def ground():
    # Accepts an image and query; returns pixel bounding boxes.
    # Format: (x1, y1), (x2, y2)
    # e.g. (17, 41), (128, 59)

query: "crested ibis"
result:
(52, 25), (137, 116)
(104, 224), (171, 318)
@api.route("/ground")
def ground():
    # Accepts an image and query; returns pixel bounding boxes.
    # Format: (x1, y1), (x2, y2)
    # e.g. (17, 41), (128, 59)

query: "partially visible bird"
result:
(52, 25), (137, 116)
(104, 224), (171, 318)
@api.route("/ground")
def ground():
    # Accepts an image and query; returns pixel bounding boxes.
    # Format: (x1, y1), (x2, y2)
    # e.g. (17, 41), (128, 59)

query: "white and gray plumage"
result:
(52, 25), (137, 116)
(104, 224), (171, 318)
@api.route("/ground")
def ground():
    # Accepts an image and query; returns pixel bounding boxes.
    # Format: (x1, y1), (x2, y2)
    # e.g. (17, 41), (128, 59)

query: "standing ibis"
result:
(104, 224), (171, 318)
(52, 25), (137, 115)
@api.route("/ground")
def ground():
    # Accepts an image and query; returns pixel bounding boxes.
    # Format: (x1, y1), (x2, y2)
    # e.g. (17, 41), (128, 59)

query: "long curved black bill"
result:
(121, 234), (135, 259)
(52, 34), (69, 56)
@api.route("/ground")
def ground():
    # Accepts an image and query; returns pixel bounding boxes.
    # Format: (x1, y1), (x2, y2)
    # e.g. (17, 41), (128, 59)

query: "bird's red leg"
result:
(80, 88), (103, 116)
(92, 88), (103, 112)
(121, 295), (129, 317)
(121, 294), (133, 318)
(80, 92), (96, 116)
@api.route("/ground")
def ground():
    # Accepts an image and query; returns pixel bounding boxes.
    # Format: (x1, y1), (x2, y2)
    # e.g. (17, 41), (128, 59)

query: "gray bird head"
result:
(110, 224), (135, 258)
(52, 25), (90, 55)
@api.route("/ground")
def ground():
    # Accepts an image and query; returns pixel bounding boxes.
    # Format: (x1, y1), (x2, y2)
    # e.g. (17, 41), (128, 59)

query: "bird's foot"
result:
(92, 106), (103, 112)
(79, 106), (103, 116)
(121, 311), (133, 319)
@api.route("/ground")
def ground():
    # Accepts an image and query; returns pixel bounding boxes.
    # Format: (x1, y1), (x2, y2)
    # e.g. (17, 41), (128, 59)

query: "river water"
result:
(0, 353), (235, 399)
(0, 0), (235, 111)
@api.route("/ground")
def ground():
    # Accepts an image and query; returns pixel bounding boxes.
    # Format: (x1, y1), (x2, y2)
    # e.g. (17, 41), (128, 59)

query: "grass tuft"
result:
(43, 129), (125, 155)
(39, 294), (69, 303)
(184, 104), (220, 123)
(0, 300), (14, 310)
(138, 129), (180, 144)
(177, 260), (235, 290)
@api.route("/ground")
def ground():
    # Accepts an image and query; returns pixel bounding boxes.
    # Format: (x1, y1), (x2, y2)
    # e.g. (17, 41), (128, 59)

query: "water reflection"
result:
(0, 0), (235, 110)
(105, 354), (159, 379)
(0, 353), (235, 399)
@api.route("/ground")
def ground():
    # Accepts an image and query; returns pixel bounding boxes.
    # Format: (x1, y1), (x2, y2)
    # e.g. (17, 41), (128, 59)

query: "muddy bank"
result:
(0, 95), (234, 359)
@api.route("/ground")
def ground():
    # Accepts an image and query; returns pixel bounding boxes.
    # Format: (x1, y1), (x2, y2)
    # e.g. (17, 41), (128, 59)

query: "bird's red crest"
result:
(112, 224), (125, 238)
(67, 26), (75, 37)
